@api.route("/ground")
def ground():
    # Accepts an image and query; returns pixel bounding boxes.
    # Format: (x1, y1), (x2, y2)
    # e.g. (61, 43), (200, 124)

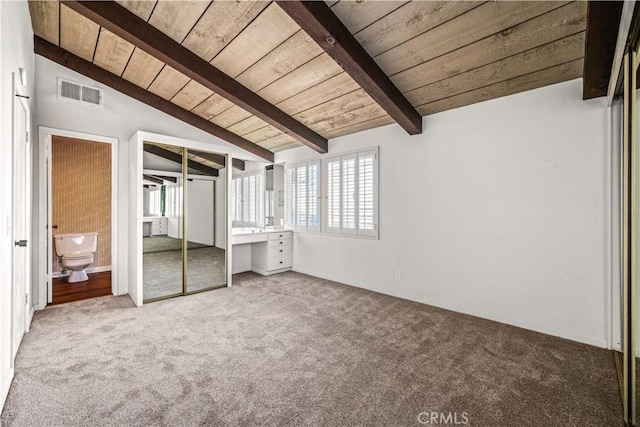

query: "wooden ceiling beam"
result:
(277, 0), (422, 135)
(583, 1), (624, 100)
(143, 144), (219, 177)
(154, 175), (178, 184)
(189, 150), (245, 171)
(34, 36), (274, 162)
(62, 0), (328, 154)
(143, 174), (164, 185)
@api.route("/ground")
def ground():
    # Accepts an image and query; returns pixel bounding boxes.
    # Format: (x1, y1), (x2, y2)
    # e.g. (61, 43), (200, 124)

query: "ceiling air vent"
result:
(57, 78), (103, 106)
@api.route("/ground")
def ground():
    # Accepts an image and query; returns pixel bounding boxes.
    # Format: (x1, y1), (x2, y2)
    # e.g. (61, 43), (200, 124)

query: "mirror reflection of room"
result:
(186, 149), (226, 293)
(142, 143), (184, 301)
(142, 143), (226, 302)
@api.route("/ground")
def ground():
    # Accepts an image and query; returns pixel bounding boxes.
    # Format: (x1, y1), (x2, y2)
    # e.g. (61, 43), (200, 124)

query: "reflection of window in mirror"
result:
(265, 165), (274, 226)
(270, 164), (285, 227)
(230, 171), (264, 228)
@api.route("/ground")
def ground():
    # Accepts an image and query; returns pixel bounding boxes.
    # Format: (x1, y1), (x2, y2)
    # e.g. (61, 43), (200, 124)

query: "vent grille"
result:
(81, 86), (101, 105)
(58, 78), (102, 106)
(60, 80), (81, 100)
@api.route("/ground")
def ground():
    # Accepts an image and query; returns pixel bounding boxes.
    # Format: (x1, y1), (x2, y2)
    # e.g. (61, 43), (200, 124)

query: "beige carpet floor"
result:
(1, 272), (623, 426)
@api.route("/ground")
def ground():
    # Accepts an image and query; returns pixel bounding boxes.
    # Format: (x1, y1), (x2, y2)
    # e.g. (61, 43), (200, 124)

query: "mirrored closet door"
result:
(141, 143), (227, 302)
(186, 149), (227, 293)
(142, 142), (184, 301)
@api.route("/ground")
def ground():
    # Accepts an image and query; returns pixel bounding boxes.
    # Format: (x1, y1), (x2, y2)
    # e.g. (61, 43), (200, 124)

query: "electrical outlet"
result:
(395, 270), (402, 281)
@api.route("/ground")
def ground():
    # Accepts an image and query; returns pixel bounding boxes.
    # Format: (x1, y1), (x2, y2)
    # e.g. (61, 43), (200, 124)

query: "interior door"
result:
(12, 83), (30, 359)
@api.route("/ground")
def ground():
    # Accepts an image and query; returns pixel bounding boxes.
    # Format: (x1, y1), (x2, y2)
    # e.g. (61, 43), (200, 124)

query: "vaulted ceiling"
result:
(29, 1), (588, 161)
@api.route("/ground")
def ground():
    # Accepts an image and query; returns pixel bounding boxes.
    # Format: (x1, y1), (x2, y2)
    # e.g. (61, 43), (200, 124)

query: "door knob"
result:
(14, 240), (27, 247)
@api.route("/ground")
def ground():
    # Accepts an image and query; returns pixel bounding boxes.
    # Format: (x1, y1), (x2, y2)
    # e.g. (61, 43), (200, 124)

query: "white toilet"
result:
(54, 233), (98, 283)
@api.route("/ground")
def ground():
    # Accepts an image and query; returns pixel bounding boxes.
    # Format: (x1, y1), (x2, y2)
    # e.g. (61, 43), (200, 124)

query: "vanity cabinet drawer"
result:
(269, 245), (291, 257)
(268, 231), (292, 241)
(268, 254), (292, 271)
(268, 239), (291, 248)
(242, 230), (294, 275)
(151, 218), (168, 235)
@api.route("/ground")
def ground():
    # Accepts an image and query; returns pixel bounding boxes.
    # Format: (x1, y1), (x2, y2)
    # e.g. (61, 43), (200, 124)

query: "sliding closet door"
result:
(631, 40), (640, 426)
(185, 149), (227, 293)
(142, 143), (184, 302)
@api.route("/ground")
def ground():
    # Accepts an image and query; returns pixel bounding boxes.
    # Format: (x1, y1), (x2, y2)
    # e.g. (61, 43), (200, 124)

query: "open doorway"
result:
(50, 136), (112, 304)
(39, 129), (118, 306)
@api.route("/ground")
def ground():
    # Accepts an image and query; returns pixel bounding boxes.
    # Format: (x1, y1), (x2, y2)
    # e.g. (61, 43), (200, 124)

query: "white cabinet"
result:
(250, 231), (293, 275)
(150, 217), (168, 236)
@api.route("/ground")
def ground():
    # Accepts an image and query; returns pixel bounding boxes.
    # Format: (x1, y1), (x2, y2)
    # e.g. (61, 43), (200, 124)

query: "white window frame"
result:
(286, 147), (378, 239)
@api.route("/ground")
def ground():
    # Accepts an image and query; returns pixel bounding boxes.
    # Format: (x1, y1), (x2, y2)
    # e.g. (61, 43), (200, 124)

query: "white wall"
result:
(187, 179), (215, 246)
(34, 56), (264, 301)
(1, 0), (34, 411)
(276, 79), (611, 348)
(216, 170), (227, 250)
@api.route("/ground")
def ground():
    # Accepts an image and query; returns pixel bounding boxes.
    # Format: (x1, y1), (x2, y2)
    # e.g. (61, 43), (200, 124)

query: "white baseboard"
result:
(251, 267), (292, 276)
(0, 368), (15, 415)
(292, 267), (608, 349)
(52, 265), (111, 278)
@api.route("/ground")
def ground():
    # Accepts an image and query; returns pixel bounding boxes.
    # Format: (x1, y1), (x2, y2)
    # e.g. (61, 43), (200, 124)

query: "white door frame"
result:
(11, 73), (32, 361)
(37, 127), (118, 308)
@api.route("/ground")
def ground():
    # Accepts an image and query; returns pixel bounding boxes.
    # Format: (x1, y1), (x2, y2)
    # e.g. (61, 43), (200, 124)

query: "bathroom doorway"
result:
(44, 132), (116, 305)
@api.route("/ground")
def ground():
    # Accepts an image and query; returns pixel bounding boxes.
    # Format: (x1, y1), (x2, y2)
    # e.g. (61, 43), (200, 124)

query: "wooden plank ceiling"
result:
(29, 1), (587, 156)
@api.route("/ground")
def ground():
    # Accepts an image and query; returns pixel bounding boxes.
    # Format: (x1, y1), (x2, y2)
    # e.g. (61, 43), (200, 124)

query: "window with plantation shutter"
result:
(284, 160), (321, 232)
(285, 147), (378, 239)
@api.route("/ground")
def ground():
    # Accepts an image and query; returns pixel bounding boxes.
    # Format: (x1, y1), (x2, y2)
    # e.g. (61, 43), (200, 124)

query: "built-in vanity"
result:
(231, 228), (292, 275)
(231, 163), (291, 276)
(142, 216), (168, 237)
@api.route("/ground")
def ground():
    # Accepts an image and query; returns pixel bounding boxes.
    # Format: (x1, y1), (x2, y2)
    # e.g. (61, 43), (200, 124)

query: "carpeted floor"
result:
(1, 272), (623, 426)
(143, 246), (226, 300)
(143, 236), (208, 254)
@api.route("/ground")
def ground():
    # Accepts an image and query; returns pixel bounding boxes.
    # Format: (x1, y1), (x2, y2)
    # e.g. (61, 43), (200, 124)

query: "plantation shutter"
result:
(285, 166), (296, 229)
(256, 172), (264, 225)
(326, 157), (341, 234)
(295, 163), (308, 231)
(242, 176), (249, 222)
(230, 179), (236, 222)
(307, 160), (321, 233)
(341, 153), (357, 235)
(357, 149), (377, 237)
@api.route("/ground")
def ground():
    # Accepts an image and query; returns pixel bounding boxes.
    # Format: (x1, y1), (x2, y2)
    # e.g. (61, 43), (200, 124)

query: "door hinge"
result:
(25, 293), (28, 304)
(26, 131), (29, 143)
